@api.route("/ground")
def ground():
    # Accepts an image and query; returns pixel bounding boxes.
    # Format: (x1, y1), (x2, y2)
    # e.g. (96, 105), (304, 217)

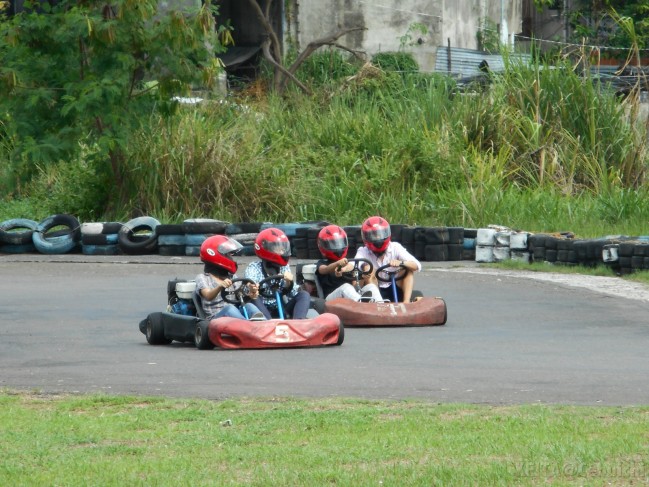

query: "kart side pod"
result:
(208, 312), (344, 349)
(324, 296), (447, 327)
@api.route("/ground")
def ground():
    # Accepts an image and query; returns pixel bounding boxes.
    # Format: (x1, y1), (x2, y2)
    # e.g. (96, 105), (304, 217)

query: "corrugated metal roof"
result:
(434, 46), (531, 78)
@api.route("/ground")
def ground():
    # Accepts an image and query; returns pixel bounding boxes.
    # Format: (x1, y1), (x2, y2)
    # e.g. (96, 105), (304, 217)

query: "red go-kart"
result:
(208, 275), (344, 349)
(139, 276), (344, 350)
(299, 259), (447, 327)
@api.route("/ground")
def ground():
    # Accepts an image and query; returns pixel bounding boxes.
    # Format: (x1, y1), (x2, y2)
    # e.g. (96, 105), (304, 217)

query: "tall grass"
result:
(2, 52), (647, 236)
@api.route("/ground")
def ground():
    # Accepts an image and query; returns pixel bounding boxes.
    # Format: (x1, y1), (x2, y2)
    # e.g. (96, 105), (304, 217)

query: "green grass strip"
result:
(1, 391), (648, 486)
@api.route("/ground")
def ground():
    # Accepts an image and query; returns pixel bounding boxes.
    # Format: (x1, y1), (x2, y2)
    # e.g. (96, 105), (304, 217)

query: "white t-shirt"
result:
(354, 242), (421, 288)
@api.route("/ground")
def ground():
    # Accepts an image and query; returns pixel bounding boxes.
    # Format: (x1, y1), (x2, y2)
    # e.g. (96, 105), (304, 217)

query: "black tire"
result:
(101, 222), (124, 234)
(390, 224), (405, 243)
(0, 218), (39, 245)
(448, 227), (465, 245)
(33, 214), (81, 254)
(0, 243), (36, 253)
(336, 323), (345, 346)
(145, 312), (171, 345)
(157, 234), (186, 246)
(194, 320), (214, 350)
(414, 241), (426, 260)
(156, 224), (184, 235)
(182, 219), (227, 235)
(81, 233), (119, 245)
(118, 216), (160, 255)
(425, 227), (449, 245)
(447, 243), (463, 261)
(410, 290), (424, 302)
(81, 244), (120, 256)
(531, 246), (546, 261)
(225, 222), (264, 234)
(401, 226), (416, 246)
(424, 244), (448, 262)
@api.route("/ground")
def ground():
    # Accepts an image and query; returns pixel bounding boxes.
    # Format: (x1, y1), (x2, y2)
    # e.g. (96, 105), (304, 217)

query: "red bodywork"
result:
(324, 297), (447, 327)
(208, 313), (343, 349)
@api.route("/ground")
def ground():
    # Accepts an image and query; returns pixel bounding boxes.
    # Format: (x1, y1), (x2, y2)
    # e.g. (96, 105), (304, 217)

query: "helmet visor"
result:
(262, 239), (291, 257)
(364, 226), (390, 244)
(320, 234), (348, 252)
(218, 238), (244, 256)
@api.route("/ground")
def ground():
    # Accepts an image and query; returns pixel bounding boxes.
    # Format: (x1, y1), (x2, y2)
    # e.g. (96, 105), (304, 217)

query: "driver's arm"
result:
(200, 277), (232, 301)
(318, 258), (348, 276)
(389, 259), (418, 271)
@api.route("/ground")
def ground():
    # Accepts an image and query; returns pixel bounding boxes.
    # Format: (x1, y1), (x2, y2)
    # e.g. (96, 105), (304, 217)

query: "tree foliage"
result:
(0, 0), (224, 205)
(568, 0), (649, 51)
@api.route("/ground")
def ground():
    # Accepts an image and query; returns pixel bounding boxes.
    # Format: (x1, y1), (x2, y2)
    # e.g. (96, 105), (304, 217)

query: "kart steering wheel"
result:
(339, 258), (374, 283)
(376, 262), (408, 283)
(220, 278), (257, 305)
(258, 274), (294, 299)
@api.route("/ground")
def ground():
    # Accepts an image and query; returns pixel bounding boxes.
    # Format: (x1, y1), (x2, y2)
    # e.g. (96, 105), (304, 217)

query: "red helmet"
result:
(318, 225), (348, 261)
(362, 216), (391, 254)
(254, 228), (291, 266)
(200, 235), (243, 274)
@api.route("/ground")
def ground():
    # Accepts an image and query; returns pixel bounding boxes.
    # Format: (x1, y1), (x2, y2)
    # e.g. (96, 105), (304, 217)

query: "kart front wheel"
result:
(194, 320), (214, 350)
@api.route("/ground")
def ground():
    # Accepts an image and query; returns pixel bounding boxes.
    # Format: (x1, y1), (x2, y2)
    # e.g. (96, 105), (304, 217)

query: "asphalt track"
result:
(2, 254), (649, 406)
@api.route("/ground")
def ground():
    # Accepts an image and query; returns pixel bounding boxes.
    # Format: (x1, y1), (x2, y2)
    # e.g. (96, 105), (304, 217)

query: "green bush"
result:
(371, 52), (419, 73)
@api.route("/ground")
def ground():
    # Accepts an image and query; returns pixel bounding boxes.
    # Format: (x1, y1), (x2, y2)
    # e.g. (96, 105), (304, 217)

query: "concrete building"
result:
(216, 0), (524, 73)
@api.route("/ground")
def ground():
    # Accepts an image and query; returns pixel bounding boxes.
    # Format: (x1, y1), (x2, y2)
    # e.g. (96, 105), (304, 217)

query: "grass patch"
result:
(1, 391), (649, 486)
(490, 259), (649, 285)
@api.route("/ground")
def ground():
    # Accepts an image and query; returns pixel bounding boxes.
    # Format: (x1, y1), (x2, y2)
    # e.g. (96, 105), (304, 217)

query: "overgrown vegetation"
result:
(1, 6), (648, 238)
(0, 0), (225, 210)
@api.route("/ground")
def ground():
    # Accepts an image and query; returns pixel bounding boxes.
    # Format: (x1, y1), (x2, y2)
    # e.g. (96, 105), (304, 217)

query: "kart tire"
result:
(33, 214), (81, 254)
(145, 312), (171, 345)
(0, 218), (39, 245)
(336, 323), (345, 346)
(118, 216), (160, 255)
(410, 290), (424, 302)
(194, 320), (214, 350)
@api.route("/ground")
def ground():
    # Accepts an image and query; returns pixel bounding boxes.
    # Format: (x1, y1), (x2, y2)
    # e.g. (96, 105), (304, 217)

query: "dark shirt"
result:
(315, 258), (348, 297)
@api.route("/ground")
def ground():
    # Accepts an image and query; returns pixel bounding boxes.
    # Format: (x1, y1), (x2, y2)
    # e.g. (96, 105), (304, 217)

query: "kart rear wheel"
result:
(336, 323), (345, 346)
(146, 312), (171, 345)
(194, 320), (214, 350)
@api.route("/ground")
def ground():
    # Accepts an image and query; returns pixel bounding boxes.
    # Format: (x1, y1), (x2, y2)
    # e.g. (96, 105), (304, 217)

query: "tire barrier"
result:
(5, 214), (649, 275)
(81, 221), (122, 255)
(32, 214), (81, 254)
(0, 218), (39, 245)
(117, 216), (161, 255)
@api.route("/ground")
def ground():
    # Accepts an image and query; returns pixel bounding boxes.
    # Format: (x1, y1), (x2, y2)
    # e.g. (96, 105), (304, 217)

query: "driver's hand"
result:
(389, 259), (403, 268)
(336, 258), (348, 269)
(283, 271), (293, 282)
(220, 278), (233, 289)
(247, 283), (259, 299)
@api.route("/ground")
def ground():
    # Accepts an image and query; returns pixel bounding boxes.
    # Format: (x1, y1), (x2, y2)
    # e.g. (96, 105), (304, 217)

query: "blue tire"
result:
(0, 218), (39, 245)
(32, 214), (81, 254)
